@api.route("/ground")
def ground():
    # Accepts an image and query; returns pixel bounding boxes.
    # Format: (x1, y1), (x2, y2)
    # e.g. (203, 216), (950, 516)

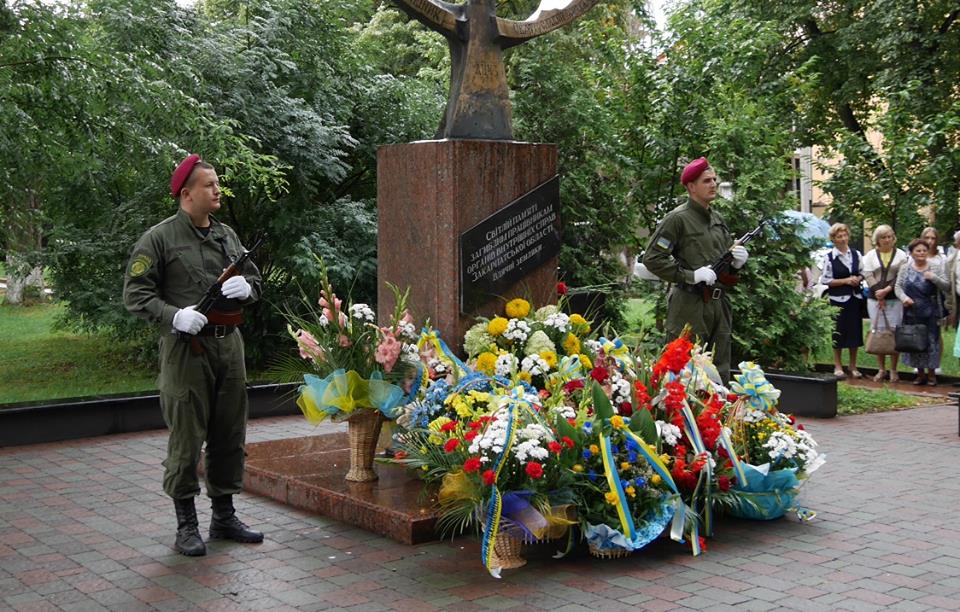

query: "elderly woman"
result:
(862, 225), (908, 382)
(896, 238), (949, 385)
(920, 226), (947, 369)
(947, 230), (960, 331)
(820, 223), (865, 379)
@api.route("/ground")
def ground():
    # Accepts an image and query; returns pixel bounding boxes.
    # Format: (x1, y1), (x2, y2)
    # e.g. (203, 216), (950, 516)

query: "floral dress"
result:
(900, 267), (941, 369)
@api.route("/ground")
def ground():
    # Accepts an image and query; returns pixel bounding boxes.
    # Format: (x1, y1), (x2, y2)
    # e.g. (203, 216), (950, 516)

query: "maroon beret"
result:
(170, 154), (201, 198)
(680, 157), (710, 185)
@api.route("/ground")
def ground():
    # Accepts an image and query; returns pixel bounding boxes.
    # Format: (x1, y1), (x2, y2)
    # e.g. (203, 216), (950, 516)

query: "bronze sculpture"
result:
(394, 0), (599, 140)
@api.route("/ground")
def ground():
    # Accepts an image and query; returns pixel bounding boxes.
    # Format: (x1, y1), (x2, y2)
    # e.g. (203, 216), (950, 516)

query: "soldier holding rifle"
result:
(642, 157), (750, 382)
(123, 154), (263, 556)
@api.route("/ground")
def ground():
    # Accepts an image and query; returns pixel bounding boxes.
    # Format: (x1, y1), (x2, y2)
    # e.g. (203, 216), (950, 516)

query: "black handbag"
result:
(895, 315), (929, 353)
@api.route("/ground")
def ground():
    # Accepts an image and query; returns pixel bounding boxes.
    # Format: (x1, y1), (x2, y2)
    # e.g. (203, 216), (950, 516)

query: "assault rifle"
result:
(698, 218), (767, 303)
(179, 236), (263, 351)
(194, 236), (263, 316)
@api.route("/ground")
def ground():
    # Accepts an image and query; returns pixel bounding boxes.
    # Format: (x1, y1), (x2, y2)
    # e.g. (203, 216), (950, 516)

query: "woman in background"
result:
(820, 223), (865, 379)
(896, 238), (949, 385)
(862, 225), (907, 382)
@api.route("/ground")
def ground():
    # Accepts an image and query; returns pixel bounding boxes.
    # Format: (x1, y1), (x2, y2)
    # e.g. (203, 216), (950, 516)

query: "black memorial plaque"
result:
(460, 175), (561, 314)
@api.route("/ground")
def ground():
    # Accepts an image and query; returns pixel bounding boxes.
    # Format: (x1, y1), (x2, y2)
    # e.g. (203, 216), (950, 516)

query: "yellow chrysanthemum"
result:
(651, 474), (663, 485)
(572, 464), (584, 473)
(476, 351), (498, 375)
(569, 313), (591, 333)
(505, 298), (531, 319)
(452, 397), (472, 418)
(468, 391), (490, 403)
(589, 444), (599, 455)
(625, 486), (636, 498)
(604, 491), (619, 505)
(610, 415), (625, 429)
(579, 354), (593, 369)
(620, 461), (631, 471)
(660, 454), (672, 465)
(539, 350), (558, 369)
(487, 317), (509, 336)
(563, 333), (581, 355)
(517, 371), (532, 384)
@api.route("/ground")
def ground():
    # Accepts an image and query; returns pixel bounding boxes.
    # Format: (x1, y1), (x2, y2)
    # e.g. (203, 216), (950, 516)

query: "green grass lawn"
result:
(0, 303), (158, 405)
(813, 322), (960, 376)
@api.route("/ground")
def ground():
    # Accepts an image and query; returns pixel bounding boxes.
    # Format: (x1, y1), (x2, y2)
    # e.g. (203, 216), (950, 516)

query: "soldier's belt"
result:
(196, 324), (236, 338)
(676, 282), (726, 300)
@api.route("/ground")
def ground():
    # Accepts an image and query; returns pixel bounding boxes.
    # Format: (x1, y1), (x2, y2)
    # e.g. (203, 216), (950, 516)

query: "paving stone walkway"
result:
(1, 403), (959, 611)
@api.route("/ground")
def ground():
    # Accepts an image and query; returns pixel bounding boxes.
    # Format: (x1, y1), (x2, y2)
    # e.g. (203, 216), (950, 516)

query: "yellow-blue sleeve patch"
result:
(655, 237), (672, 250)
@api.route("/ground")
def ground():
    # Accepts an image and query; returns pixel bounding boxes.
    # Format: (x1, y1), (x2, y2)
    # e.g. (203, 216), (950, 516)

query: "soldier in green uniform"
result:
(124, 154), (264, 556)
(641, 157), (749, 382)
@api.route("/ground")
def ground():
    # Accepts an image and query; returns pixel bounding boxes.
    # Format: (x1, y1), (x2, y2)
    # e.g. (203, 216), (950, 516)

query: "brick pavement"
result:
(1, 405), (959, 611)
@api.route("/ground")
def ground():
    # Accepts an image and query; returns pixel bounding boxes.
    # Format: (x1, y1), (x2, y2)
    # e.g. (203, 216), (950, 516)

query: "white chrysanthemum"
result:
(742, 408), (767, 423)
(521, 354), (550, 376)
(398, 321), (417, 341)
(519, 423), (550, 440)
(583, 339), (601, 354)
(504, 319), (531, 343)
(611, 375), (631, 403)
(349, 303), (376, 322)
(765, 431), (798, 460)
(543, 312), (571, 333)
(429, 358), (448, 375)
(468, 407), (510, 455)
(551, 403), (576, 420)
(495, 354), (516, 377)
(656, 420), (682, 446)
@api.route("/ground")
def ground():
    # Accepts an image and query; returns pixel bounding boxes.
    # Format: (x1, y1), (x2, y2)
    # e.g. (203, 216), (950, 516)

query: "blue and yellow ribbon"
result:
(480, 395), (522, 577)
(418, 327), (468, 377)
(599, 433), (637, 541)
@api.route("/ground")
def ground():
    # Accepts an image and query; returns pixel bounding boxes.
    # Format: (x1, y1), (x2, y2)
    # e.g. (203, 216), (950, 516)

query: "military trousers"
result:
(666, 288), (732, 382)
(157, 330), (248, 500)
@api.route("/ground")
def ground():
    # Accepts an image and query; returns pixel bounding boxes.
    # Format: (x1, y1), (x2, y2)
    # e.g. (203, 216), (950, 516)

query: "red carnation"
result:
(463, 457), (482, 473)
(443, 438), (460, 453)
(718, 476), (731, 492)
(539, 389), (551, 400)
(440, 421), (458, 432)
(464, 431), (478, 442)
(548, 441), (562, 455)
(468, 420), (483, 430)
(590, 367), (609, 383)
(563, 379), (585, 394)
(525, 462), (544, 479)
(556, 281), (569, 296)
(482, 469), (496, 486)
(618, 401), (633, 417)
(393, 450), (408, 460)
(561, 436), (575, 449)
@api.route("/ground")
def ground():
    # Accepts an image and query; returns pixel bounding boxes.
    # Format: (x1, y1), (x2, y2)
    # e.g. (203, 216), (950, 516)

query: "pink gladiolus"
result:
(401, 310), (413, 325)
(375, 332), (402, 373)
(295, 329), (324, 363)
(338, 334), (352, 348)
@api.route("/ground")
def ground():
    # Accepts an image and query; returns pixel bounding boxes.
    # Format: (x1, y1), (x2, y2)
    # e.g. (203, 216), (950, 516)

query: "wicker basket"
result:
(490, 533), (527, 569)
(344, 410), (385, 482)
(588, 543), (631, 559)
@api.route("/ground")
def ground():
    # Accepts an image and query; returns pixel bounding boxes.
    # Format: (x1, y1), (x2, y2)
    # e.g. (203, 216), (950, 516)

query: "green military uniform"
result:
(643, 198), (735, 381)
(123, 208), (261, 500)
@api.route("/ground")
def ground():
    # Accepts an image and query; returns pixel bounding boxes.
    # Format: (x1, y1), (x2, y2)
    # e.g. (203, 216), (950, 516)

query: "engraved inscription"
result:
(459, 176), (562, 313)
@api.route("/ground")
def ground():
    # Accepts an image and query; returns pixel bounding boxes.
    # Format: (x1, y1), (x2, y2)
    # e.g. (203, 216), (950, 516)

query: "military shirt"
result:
(642, 198), (734, 285)
(123, 208), (262, 328)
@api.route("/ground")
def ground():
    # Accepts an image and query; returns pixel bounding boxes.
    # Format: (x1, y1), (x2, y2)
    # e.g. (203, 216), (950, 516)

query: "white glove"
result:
(172, 306), (208, 335)
(634, 261), (661, 282)
(693, 266), (717, 286)
(221, 275), (252, 300)
(731, 245), (749, 268)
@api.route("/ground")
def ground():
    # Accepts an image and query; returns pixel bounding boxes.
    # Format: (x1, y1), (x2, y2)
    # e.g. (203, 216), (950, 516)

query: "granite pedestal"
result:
(240, 434), (439, 544)
(377, 139), (559, 352)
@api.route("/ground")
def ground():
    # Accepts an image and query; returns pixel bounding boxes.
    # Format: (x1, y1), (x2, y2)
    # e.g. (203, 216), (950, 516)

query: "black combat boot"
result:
(209, 495), (264, 543)
(173, 497), (206, 556)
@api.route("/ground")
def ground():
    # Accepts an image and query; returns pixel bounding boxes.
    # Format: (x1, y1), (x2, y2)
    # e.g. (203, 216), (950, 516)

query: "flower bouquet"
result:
(564, 382), (679, 559)
(391, 382), (579, 576)
(462, 297), (597, 390)
(725, 362), (825, 520)
(280, 261), (420, 481)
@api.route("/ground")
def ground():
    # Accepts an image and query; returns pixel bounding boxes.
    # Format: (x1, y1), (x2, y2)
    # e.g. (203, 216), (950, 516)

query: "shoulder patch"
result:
(655, 236), (672, 251)
(129, 253), (152, 277)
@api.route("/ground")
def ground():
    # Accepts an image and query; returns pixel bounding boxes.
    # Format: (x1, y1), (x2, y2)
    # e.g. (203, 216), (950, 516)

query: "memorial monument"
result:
(378, 0), (599, 348)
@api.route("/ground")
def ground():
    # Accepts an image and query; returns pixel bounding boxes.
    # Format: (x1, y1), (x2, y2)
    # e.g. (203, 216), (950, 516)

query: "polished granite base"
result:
(242, 434), (439, 544)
